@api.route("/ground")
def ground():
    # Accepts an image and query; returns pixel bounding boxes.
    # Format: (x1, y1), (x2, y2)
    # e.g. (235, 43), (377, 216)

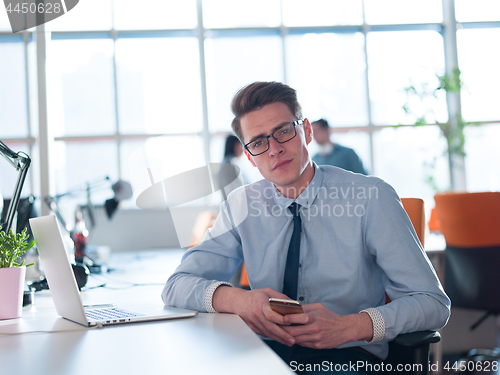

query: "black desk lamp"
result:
(0, 140), (34, 305)
(0, 140), (31, 234)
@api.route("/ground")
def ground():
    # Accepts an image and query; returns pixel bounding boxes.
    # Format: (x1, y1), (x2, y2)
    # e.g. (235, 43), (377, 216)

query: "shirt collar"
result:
(272, 162), (323, 210)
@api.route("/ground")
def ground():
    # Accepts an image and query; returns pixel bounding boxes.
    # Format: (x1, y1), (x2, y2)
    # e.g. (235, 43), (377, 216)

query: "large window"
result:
(1, 0), (499, 215)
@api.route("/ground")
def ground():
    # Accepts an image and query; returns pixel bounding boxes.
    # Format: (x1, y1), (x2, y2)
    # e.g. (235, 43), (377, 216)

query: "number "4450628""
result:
(6, 2), (62, 14)
(444, 360), (498, 372)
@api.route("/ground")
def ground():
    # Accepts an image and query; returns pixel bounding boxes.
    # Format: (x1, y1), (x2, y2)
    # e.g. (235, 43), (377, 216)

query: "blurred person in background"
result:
(311, 119), (367, 175)
(223, 133), (250, 185)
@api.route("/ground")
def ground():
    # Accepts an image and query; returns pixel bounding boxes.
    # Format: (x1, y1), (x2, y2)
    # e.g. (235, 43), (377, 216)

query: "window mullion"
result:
(35, 23), (51, 215)
(442, 0), (466, 190)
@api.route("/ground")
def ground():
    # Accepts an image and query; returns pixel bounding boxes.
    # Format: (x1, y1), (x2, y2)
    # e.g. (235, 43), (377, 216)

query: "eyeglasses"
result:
(244, 120), (303, 156)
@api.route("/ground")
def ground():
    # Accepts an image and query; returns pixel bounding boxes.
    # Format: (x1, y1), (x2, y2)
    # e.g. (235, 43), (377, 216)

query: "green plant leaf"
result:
(401, 66), (483, 190)
(0, 225), (37, 268)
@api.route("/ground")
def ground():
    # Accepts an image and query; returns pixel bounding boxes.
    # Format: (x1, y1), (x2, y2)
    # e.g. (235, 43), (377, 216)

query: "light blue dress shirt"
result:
(163, 164), (450, 359)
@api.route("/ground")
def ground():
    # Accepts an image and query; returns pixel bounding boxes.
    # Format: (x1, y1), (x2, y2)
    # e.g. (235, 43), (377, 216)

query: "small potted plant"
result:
(0, 226), (35, 320)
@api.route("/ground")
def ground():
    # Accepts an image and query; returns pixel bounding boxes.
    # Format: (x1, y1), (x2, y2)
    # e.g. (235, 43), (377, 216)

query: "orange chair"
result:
(434, 192), (500, 363)
(240, 263), (250, 288)
(401, 198), (425, 247)
(434, 192), (500, 248)
(434, 191), (500, 312)
(427, 207), (441, 233)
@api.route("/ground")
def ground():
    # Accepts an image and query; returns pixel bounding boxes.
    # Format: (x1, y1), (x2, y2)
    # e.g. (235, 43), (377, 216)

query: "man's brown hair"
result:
(231, 81), (302, 143)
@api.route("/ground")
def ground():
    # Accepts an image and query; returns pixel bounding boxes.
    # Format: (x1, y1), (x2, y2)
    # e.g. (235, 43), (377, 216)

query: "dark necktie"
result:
(282, 202), (301, 300)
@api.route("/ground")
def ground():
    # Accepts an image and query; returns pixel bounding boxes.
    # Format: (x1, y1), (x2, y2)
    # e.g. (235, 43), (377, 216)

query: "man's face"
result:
(240, 102), (314, 196)
(312, 123), (330, 145)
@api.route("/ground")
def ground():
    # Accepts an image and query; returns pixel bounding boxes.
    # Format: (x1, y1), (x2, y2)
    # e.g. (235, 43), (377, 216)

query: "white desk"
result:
(0, 249), (293, 375)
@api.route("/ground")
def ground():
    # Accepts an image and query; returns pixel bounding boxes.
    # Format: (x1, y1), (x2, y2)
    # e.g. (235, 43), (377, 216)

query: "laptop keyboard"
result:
(85, 307), (144, 321)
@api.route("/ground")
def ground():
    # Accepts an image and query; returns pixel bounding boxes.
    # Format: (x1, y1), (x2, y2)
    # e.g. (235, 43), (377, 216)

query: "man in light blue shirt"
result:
(163, 81), (450, 372)
(312, 119), (367, 175)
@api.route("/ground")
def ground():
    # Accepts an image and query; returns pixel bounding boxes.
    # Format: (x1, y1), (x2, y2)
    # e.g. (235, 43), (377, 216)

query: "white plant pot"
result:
(0, 266), (26, 320)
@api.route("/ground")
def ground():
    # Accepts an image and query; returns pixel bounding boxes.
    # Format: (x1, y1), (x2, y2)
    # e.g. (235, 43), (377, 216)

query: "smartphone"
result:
(269, 298), (303, 315)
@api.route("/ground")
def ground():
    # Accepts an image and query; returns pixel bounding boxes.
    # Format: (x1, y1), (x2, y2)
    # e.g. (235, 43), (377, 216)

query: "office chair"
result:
(434, 192), (500, 365)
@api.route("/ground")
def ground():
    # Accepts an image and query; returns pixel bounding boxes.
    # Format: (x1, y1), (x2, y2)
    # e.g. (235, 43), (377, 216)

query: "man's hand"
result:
(212, 286), (297, 346)
(280, 303), (374, 349)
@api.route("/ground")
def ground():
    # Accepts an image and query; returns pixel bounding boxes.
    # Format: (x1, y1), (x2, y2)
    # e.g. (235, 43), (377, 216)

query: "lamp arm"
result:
(44, 196), (70, 231)
(45, 176), (111, 232)
(0, 140), (31, 234)
(0, 141), (20, 164)
(51, 176), (110, 200)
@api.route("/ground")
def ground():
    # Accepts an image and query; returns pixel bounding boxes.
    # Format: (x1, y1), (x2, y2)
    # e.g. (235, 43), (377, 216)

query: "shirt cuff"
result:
(204, 281), (234, 313)
(360, 307), (386, 343)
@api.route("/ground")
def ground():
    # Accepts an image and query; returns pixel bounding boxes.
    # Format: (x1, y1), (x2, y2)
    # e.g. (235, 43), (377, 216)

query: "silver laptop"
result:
(29, 215), (197, 327)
